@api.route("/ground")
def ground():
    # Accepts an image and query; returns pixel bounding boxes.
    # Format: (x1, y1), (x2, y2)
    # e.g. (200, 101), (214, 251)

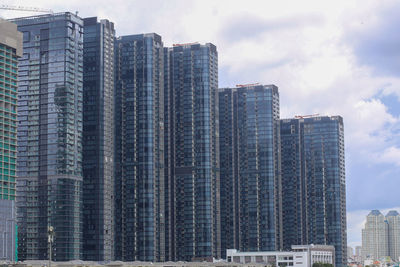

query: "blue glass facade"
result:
(218, 85), (282, 254)
(164, 43), (220, 261)
(114, 33), (165, 261)
(218, 88), (239, 258)
(280, 119), (305, 249)
(280, 116), (347, 267)
(237, 85), (281, 252)
(12, 13), (83, 261)
(82, 17), (115, 261)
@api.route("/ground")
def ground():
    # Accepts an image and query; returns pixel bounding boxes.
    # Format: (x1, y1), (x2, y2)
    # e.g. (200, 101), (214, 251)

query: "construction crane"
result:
(294, 114), (320, 119)
(0, 5), (53, 14)
(236, 83), (260, 88)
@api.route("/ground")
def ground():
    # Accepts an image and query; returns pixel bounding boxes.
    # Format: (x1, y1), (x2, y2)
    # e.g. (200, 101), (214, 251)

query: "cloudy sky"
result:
(2, 0), (400, 249)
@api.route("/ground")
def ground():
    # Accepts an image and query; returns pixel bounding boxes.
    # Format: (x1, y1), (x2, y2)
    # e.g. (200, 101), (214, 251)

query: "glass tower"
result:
(238, 85), (281, 252)
(218, 88), (239, 258)
(114, 33), (165, 262)
(12, 13), (83, 261)
(280, 116), (347, 267)
(280, 119), (305, 250)
(82, 17), (115, 261)
(164, 43), (220, 261)
(0, 18), (22, 262)
(218, 85), (282, 255)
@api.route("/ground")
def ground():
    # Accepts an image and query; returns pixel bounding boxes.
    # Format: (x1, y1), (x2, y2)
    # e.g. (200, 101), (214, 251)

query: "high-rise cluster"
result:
(362, 210), (400, 262)
(218, 86), (347, 267)
(1, 11), (347, 267)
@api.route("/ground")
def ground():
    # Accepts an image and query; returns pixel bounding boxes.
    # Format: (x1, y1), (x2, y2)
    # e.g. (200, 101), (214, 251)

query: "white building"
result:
(362, 210), (400, 262)
(386, 210), (400, 262)
(348, 246), (353, 258)
(226, 245), (335, 267)
(362, 210), (388, 260)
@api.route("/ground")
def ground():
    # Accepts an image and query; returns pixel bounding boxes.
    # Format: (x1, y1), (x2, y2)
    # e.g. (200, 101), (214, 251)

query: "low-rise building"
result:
(226, 245), (335, 267)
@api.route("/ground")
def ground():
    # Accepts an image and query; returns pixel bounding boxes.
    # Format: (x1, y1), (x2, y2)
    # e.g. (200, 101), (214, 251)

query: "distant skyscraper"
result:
(362, 210), (388, 260)
(348, 246), (354, 258)
(0, 18), (22, 262)
(82, 17), (115, 261)
(355, 245), (362, 262)
(114, 33), (165, 261)
(218, 84), (282, 255)
(280, 116), (347, 267)
(12, 12), (83, 261)
(164, 43), (220, 261)
(386, 210), (400, 261)
(355, 246), (362, 257)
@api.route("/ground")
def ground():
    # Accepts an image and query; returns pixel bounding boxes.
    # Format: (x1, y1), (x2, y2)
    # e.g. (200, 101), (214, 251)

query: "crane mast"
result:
(0, 5), (53, 14)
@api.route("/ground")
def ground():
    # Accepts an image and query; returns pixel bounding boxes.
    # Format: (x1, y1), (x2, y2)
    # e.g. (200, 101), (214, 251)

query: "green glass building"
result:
(0, 19), (21, 200)
(0, 18), (22, 262)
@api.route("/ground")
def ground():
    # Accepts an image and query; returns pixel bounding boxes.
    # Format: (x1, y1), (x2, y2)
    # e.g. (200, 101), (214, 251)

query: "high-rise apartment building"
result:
(114, 33), (165, 262)
(164, 43), (220, 261)
(362, 210), (388, 260)
(0, 18), (22, 262)
(348, 247), (353, 258)
(355, 246), (362, 257)
(362, 210), (400, 262)
(218, 88), (239, 258)
(82, 17), (115, 261)
(280, 116), (347, 267)
(12, 13), (83, 261)
(218, 84), (282, 256)
(386, 211), (400, 261)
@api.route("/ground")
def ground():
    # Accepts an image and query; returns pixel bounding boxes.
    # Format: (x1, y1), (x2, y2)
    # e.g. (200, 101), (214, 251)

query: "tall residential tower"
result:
(362, 210), (400, 261)
(0, 18), (22, 262)
(12, 13), (84, 261)
(386, 211), (400, 261)
(82, 17), (115, 261)
(280, 116), (347, 267)
(164, 43), (220, 261)
(114, 33), (165, 261)
(218, 84), (282, 256)
(362, 210), (388, 260)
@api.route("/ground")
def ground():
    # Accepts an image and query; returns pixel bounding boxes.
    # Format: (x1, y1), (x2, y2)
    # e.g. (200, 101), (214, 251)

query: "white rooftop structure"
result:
(226, 245), (335, 267)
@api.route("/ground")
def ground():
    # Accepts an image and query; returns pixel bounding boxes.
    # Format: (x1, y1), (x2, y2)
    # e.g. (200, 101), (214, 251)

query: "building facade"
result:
(218, 84), (282, 255)
(114, 33), (165, 262)
(362, 210), (400, 262)
(82, 17), (115, 261)
(386, 211), (400, 262)
(362, 210), (388, 260)
(12, 13), (83, 261)
(218, 88), (239, 258)
(164, 43), (220, 261)
(280, 116), (347, 267)
(0, 18), (21, 262)
(226, 245), (335, 267)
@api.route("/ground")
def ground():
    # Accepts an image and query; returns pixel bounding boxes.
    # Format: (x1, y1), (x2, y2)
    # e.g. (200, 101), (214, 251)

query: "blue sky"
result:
(2, 0), (400, 249)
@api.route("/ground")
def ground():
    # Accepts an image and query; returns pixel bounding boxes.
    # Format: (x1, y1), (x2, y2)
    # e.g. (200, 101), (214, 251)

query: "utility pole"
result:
(48, 226), (54, 267)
